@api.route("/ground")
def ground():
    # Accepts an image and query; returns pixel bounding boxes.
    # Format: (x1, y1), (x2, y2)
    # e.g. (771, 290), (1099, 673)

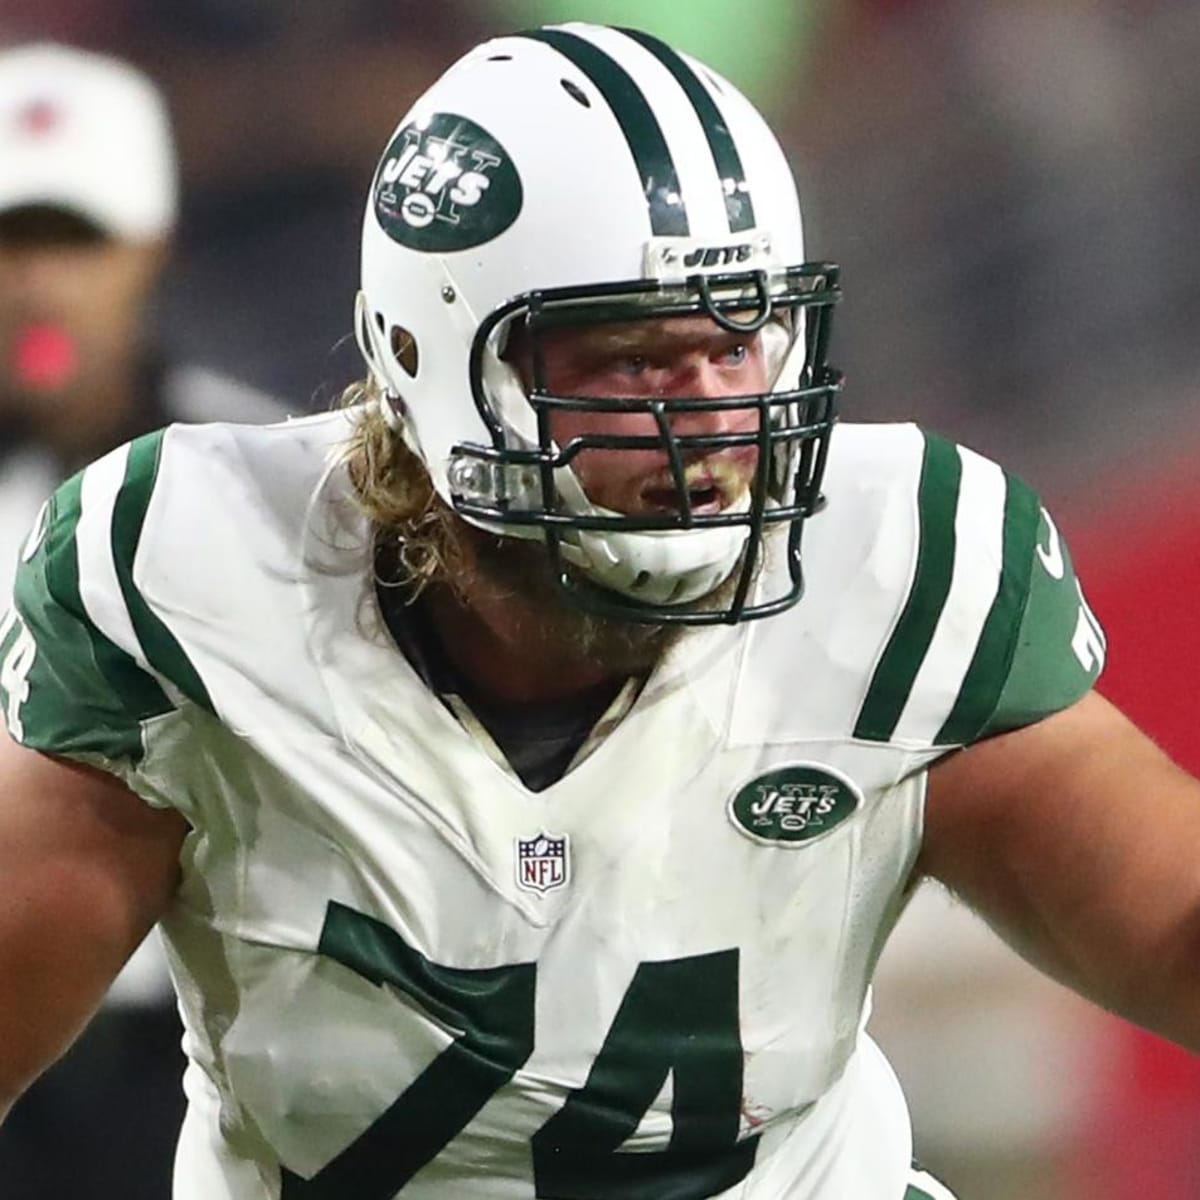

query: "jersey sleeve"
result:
(964, 489), (1105, 739)
(852, 430), (1104, 748)
(0, 430), (212, 767)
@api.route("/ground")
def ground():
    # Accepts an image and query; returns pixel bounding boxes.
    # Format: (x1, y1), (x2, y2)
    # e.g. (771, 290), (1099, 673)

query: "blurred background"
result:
(1, 2), (1198, 1198)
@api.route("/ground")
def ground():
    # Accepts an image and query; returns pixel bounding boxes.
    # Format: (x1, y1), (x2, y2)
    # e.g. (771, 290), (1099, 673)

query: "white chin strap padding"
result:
(552, 465), (749, 605)
(569, 523), (747, 606)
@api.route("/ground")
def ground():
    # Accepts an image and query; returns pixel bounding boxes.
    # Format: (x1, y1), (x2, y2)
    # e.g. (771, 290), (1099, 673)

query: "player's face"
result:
(0, 206), (165, 414)
(528, 314), (768, 516)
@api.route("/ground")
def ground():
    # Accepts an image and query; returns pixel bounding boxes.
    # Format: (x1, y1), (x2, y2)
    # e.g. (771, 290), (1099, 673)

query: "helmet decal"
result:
(373, 113), (522, 252)
(518, 28), (690, 237)
(616, 27), (756, 233)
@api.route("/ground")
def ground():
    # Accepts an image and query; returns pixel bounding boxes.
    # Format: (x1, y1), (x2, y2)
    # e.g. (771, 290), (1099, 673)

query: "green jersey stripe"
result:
(853, 431), (961, 741)
(936, 471), (1041, 744)
(890, 446), (1006, 744)
(111, 431), (215, 714)
(519, 28), (690, 237)
(615, 28), (755, 233)
(44, 472), (89, 612)
(10, 472), (171, 760)
(38, 472), (172, 722)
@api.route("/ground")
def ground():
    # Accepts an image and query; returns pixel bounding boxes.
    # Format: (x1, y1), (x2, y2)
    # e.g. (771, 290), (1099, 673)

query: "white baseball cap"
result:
(0, 42), (178, 241)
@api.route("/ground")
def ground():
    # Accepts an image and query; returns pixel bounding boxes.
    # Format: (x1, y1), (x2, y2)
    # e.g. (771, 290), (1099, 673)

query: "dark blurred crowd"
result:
(5, 0), (1199, 481)
(792, 0), (1200, 499)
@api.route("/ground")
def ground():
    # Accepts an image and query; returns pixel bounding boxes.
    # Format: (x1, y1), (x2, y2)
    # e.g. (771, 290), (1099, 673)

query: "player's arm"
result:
(920, 689), (1200, 1051)
(0, 725), (188, 1120)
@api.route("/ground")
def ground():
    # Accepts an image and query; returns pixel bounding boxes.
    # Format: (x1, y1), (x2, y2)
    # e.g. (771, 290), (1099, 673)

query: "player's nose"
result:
(668, 370), (759, 437)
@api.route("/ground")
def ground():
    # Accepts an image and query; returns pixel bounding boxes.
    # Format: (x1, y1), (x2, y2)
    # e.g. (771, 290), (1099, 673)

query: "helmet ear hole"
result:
(390, 326), (419, 378)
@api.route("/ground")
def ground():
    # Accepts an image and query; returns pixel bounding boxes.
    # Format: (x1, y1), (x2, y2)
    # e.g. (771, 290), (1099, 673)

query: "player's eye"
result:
(616, 353), (651, 375)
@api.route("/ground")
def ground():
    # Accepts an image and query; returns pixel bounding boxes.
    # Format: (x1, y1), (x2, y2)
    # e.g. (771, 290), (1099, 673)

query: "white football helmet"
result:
(357, 23), (841, 624)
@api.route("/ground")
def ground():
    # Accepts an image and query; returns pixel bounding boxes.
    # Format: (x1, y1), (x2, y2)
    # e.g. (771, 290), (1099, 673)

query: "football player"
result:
(0, 24), (1197, 1200)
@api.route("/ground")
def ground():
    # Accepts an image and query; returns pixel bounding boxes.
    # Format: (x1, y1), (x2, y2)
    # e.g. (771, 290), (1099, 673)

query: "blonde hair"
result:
(337, 379), (470, 599)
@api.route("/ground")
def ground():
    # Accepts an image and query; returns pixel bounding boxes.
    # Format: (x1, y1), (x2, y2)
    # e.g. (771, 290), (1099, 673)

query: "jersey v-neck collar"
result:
(376, 579), (643, 792)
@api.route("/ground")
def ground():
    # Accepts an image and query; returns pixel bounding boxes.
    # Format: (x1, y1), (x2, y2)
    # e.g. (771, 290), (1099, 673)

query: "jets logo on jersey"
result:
(374, 112), (522, 252)
(515, 831), (570, 894)
(728, 764), (862, 846)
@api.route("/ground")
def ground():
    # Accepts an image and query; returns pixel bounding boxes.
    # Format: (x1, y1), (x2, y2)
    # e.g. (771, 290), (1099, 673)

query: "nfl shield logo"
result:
(515, 831), (570, 895)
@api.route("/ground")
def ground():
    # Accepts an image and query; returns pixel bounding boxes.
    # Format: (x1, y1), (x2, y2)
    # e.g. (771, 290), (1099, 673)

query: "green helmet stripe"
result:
(935, 471), (1040, 744)
(616, 27), (756, 233)
(853, 431), (961, 741)
(111, 431), (214, 714)
(518, 28), (690, 237)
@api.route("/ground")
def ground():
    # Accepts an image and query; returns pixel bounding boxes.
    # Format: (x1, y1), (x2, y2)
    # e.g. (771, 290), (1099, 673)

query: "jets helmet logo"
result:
(373, 112), (522, 252)
(728, 763), (862, 846)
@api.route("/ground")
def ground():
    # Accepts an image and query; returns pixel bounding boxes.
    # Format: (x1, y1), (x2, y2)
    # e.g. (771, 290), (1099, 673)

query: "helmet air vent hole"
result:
(632, 570), (652, 591)
(561, 79), (591, 107)
(487, 54), (513, 62)
(390, 326), (419, 378)
(704, 70), (725, 95)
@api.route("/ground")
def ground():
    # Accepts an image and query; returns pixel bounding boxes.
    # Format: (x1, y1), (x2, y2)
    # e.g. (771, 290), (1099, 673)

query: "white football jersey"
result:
(0, 409), (1103, 1199)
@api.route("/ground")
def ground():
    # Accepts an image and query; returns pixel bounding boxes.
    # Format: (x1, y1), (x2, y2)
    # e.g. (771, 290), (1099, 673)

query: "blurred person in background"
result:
(0, 41), (285, 1200)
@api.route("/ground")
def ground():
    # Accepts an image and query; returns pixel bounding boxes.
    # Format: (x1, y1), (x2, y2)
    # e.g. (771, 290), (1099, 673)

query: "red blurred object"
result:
(10, 324), (79, 390)
(1070, 436), (1200, 1200)
(1075, 450), (1200, 778)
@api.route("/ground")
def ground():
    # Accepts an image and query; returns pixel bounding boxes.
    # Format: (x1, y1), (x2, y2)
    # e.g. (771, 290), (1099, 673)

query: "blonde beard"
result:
(375, 515), (685, 678)
(456, 524), (682, 676)
(376, 509), (762, 678)
(346, 397), (749, 674)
